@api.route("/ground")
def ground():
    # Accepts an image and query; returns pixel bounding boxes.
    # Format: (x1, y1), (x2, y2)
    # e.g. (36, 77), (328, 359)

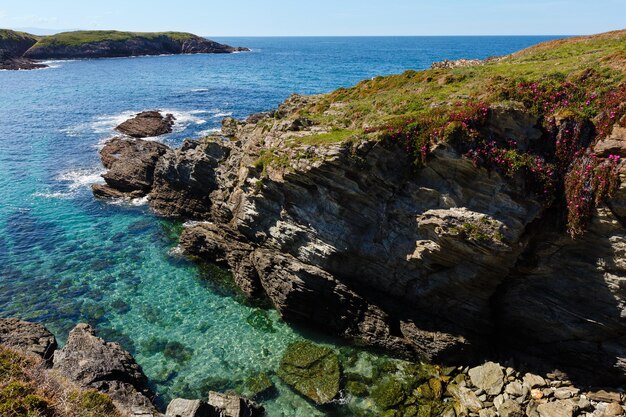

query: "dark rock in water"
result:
(0, 318), (57, 360)
(277, 341), (341, 405)
(116, 111), (176, 138)
(0, 55), (46, 70)
(93, 137), (170, 199)
(207, 391), (264, 417)
(53, 323), (157, 416)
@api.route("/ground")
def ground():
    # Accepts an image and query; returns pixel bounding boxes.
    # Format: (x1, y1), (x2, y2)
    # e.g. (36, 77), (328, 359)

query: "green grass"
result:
(32, 30), (198, 48)
(304, 30), (626, 129)
(0, 29), (39, 43)
(298, 128), (358, 145)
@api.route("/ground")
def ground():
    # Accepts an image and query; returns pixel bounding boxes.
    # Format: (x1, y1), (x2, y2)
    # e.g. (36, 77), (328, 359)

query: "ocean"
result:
(0, 36), (563, 416)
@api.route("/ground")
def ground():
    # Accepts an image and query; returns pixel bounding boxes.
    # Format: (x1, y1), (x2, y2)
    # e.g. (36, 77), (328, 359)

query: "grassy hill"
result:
(31, 30), (198, 48)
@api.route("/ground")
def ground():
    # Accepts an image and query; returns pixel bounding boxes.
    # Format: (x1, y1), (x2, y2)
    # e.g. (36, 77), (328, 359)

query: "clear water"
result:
(0, 36), (563, 415)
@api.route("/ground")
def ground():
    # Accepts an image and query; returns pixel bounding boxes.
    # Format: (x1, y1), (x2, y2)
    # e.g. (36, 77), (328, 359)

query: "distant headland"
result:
(0, 29), (249, 70)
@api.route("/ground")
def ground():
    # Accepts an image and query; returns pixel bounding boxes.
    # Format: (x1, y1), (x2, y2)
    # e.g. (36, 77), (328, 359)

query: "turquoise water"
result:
(0, 36), (564, 415)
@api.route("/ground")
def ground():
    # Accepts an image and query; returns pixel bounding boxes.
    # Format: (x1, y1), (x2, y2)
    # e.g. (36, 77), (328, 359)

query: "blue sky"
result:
(1, 0), (624, 36)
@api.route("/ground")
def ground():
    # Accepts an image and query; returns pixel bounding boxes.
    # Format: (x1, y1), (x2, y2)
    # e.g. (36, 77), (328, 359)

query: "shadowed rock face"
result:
(53, 323), (158, 416)
(94, 96), (626, 385)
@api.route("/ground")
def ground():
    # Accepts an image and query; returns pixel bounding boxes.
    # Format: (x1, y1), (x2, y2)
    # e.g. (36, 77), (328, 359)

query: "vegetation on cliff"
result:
(0, 346), (121, 417)
(287, 30), (626, 237)
(30, 30), (198, 47)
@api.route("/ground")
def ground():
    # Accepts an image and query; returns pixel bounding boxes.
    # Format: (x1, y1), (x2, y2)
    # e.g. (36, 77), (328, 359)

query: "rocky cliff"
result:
(93, 30), (626, 387)
(0, 29), (45, 70)
(23, 30), (248, 60)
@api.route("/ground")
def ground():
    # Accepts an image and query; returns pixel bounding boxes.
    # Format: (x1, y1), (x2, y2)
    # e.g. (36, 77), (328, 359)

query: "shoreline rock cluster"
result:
(2, 317), (625, 416)
(0, 318), (264, 417)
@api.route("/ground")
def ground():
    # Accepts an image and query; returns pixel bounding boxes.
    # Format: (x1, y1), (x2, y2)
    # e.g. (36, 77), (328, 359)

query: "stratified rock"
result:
(536, 399), (577, 417)
(149, 139), (230, 219)
(0, 318), (57, 359)
(468, 362), (504, 396)
(277, 341), (341, 405)
(53, 323), (157, 416)
(166, 398), (215, 417)
(116, 111), (176, 138)
(207, 391), (264, 417)
(94, 137), (169, 198)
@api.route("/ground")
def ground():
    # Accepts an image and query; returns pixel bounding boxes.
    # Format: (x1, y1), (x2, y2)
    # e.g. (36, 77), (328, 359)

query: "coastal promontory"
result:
(0, 29), (248, 69)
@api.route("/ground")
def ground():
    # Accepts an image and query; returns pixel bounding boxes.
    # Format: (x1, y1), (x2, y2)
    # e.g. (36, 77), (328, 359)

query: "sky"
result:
(0, 0), (624, 36)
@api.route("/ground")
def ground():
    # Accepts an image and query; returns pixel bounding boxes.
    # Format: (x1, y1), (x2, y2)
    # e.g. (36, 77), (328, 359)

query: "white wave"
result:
(190, 88), (210, 93)
(213, 112), (233, 118)
(32, 191), (74, 199)
(183, 220), (213, 228)
(198, 127), (221, 136)
(107, 195), (149, 207)
(56, 168), (105, 190)
(168, 245), (185, 257)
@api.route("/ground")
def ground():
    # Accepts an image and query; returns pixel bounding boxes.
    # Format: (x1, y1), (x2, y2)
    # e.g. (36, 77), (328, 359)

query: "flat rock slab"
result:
(166, 398), (215, 417)
(0, 318), (57, 359)
(116, 111), (175, 138)
(469, 362), (504, 396)
(207, 391), (263, 417)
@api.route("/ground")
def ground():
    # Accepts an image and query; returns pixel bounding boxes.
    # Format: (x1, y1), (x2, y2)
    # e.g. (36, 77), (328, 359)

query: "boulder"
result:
(277, 341), (341, 405)
(537, 399), (577, 417)
(207, 392), (263, 417)
(94, 137), (169, 198)
(116, 111), (176, 138)
(166, 398), (215, 417)
(0, 318), (57, 359)
(52, 323), (157, 416)
(499, 399), (524, 417)
(468, 362), (504, 396)
(447, 384), (483, 413)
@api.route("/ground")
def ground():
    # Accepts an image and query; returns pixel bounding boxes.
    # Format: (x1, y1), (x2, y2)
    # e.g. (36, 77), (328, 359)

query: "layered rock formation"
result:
(93, 100), (626, 386)
(0, 318), (57, 359)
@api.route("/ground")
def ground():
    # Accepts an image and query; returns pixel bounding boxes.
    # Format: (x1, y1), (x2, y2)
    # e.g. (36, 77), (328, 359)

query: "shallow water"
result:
(0, 36), (563, 415)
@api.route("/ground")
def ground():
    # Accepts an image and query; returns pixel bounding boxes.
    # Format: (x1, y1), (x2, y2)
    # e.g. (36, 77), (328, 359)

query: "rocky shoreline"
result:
(1, 317), (624, 417)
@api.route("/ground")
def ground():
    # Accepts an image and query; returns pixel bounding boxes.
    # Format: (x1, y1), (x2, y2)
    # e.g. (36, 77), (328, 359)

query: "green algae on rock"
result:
(277, 341), (341, 404)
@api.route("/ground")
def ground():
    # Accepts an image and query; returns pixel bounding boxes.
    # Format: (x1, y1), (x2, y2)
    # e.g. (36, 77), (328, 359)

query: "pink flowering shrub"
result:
(565, 153), (621, 237)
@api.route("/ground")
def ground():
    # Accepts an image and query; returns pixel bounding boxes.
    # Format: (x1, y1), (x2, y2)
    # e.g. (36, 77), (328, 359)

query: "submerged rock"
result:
(52, 323), (157, 416)
(277, 341), (341, 405)
(116, 111), (176, 138)
(0, 318), (57, 360)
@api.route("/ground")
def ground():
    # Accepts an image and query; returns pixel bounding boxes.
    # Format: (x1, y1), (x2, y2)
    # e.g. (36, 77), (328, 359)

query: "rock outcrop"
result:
(93, 136), (169, 199)
(116, 111), (176, 138)
(0, 29), (46, 70)
(53, 323), (158, 416)
(0, 318), (57, 359)
(93, 98), (626, 386)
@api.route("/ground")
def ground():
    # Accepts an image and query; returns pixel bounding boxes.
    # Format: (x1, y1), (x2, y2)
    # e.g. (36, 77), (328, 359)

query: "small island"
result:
(0, 29), (249, 70)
